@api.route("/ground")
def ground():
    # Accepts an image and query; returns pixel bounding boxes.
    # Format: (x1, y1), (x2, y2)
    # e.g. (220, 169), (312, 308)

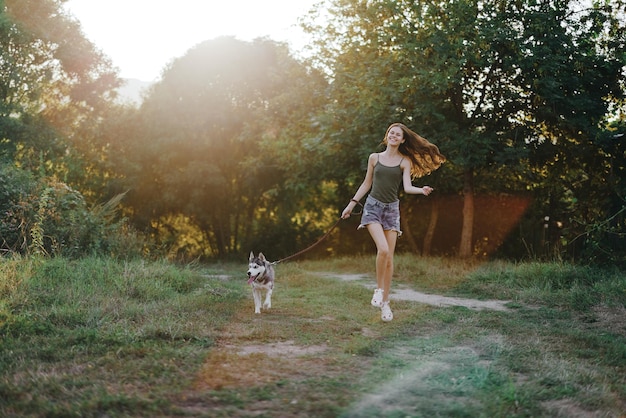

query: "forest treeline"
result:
(1, 0), (625, 264)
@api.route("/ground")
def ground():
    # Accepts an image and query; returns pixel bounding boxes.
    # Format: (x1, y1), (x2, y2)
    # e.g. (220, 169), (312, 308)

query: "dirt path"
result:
(322, 273), (511, 311)
(181, 271), (513, 415)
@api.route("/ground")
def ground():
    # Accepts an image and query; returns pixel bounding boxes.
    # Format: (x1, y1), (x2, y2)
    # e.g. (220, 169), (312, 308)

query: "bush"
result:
(0, 163), (144, 258)
(0, 164), (38, 253)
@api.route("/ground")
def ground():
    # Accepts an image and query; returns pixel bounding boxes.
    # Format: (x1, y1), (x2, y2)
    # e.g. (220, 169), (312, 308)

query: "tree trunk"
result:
(459, 168), (474, 258)
(423, 199), (439, 256)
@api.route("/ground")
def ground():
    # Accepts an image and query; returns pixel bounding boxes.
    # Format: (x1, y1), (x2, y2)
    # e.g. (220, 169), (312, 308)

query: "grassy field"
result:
(1, 254), (625, 417)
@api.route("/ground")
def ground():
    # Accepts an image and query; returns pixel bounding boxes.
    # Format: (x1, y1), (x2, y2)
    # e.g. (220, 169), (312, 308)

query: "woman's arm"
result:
(401, 160), (433, 196)
(341, 153), (376, 218)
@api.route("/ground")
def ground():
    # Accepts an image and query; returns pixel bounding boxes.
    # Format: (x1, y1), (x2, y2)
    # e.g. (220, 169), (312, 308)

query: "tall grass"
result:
(0, 256), (242, 417)
(456, 260), (626, 310)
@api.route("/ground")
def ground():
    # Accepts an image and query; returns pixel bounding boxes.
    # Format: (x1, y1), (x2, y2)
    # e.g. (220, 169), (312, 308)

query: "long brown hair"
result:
(385, 123), (446, 178)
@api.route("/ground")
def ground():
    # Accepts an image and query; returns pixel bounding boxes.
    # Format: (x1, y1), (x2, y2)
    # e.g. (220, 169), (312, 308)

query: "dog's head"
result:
(247, 252), (267, 284)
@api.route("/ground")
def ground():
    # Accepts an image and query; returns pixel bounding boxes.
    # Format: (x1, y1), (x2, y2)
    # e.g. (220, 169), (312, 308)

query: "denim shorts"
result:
(358, 195), (402, 236)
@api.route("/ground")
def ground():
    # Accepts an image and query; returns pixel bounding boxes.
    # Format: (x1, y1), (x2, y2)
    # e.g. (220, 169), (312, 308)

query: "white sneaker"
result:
(371, 288), (384, 308)
(381, 301), (393, 322)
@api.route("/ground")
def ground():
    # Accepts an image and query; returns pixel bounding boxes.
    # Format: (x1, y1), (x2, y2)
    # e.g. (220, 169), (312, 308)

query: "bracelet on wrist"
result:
(350, 198), (359, 204)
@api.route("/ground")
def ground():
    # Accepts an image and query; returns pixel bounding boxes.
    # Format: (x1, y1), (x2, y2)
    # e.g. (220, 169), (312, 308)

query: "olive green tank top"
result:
(370, 155), (403, 203)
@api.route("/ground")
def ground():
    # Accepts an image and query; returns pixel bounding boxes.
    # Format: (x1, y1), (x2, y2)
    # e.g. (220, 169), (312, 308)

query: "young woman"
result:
(341, 123), (445, 321)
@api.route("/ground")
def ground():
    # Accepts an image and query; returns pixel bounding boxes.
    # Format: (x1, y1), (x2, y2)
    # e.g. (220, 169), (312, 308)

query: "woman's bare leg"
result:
(366, 224), (398, 300)
(381, 229), (398, 302)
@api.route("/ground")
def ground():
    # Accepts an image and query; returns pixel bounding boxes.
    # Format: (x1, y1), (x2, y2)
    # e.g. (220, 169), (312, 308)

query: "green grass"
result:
(1, 254), (625, 417)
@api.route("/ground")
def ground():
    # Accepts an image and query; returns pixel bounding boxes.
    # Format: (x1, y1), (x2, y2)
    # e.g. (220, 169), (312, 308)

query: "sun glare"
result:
(65, 0), (316, 81)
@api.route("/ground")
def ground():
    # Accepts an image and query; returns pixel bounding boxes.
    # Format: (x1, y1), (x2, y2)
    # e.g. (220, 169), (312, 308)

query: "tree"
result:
(116, 37), (328, 259)
(0, 0), (120, 180)
(303, 0), (626, 259)
(0, 0), (143, 257)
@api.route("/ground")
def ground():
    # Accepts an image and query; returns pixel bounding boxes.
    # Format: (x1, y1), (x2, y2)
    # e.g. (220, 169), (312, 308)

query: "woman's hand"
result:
(422, 186), (434, 196)
(341, 205), (353, 219)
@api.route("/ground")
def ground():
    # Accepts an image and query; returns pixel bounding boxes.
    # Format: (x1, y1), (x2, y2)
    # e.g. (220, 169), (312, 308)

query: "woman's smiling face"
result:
(386, 126), (404, 145)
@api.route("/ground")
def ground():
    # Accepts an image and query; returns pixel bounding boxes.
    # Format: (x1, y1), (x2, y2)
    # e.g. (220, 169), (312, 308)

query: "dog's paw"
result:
(254, 309), (261, 314)
(263, 302), (271, 310)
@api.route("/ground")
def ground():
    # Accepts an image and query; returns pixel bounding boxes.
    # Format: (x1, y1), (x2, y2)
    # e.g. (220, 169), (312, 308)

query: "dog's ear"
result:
(249, 251), (254, 261)
(259, 252), (266, 261)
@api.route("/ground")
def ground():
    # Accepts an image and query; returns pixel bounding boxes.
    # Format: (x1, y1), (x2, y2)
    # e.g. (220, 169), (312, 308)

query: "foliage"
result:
(0, 0), (119, 169)
(303, 0), (626, 262)
(0, 162), (37, 252)
(112, 37), (330, 259)
(1, 0), (625, 264)
(0, 163), (143, 258)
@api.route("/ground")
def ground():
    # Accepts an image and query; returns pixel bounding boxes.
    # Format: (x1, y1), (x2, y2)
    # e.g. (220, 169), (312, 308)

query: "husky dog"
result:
(246, 252), (275, 314)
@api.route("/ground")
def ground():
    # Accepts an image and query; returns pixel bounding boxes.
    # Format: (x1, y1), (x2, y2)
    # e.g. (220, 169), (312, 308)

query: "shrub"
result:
(0, 163), (144, 258)
(0, 164), (38, 253)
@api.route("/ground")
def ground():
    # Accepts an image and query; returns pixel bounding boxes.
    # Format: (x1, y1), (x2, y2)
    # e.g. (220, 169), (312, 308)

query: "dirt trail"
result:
(193, 272), (512, 383)
(322, 273), (511, 312)
(182, 271), (513, 414)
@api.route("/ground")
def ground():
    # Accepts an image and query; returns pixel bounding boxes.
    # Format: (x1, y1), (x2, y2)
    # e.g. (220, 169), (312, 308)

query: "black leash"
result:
(271, 201), (363, 265)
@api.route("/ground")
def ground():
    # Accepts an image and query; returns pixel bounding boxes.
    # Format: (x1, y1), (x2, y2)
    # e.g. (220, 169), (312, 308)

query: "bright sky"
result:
(64, 0), (319, 81)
